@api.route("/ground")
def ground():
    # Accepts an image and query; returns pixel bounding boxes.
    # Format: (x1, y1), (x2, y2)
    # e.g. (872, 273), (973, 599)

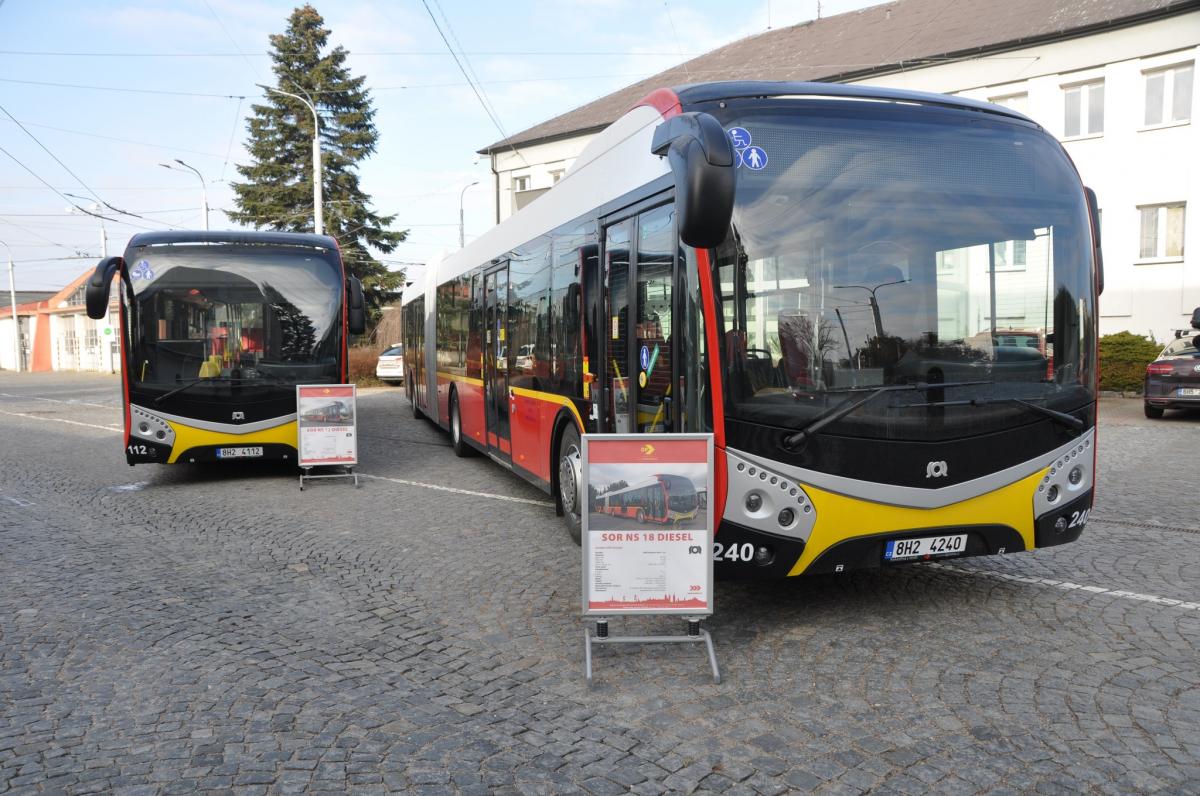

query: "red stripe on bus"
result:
(634, 87), (683, 120)
(694, 247), (727, 527)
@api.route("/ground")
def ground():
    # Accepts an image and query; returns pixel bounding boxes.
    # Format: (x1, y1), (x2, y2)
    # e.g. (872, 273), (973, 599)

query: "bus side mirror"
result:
(651, 112), (735, 250)
(1084, 187), (1103, 296)
(86, 256), (124, 320)
(347, 276), (366, 335)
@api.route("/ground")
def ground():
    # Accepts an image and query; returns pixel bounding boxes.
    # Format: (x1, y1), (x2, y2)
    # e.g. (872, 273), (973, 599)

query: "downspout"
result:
(489, 149), (500, 225)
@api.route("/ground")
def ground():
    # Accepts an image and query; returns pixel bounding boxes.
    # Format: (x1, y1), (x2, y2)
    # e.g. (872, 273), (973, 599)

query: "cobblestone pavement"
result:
(1, 372), (1198, 795)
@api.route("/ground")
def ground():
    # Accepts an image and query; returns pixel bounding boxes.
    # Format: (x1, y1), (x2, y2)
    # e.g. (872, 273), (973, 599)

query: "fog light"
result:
(778, 508), (795, 527)
(1047, 485), (1060, 503)
(754, 545), (775, 566)
(745, 493), (762, 512)
(1068, 466), (1083, 485)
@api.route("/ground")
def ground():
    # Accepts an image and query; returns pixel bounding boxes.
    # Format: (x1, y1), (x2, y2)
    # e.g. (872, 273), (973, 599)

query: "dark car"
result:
(1144, 310), (1200, 419)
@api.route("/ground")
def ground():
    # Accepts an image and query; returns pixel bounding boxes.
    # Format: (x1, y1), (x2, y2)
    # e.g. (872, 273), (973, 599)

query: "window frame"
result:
(1141, 61), (1193, 130)
(1136, 202), (1186, 263)
(1062, 79), (1105, 140)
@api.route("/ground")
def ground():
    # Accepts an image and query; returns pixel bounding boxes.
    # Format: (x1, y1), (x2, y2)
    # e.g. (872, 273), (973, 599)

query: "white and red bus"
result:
(403, 81), (1102, 578)
(595, 474), (700, 524)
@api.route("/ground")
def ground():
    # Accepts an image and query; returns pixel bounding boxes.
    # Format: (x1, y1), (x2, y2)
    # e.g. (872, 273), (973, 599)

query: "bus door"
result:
(483, 263), (511, 462)
(601, 202), (677, 434)
(632, 204), (676, 433)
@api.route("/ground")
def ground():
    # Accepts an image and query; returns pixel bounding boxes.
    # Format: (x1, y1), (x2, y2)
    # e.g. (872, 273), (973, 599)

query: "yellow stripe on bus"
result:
(437, 371), (484, 387)
(166, 419), (298, 463)
(508, 386), (584, 432)
(788, 467), (1047, 576)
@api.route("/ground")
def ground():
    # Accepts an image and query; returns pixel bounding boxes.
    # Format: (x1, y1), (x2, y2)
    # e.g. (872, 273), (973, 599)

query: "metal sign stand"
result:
(585, 617), (721, 685)
(299, 466), (358, 490)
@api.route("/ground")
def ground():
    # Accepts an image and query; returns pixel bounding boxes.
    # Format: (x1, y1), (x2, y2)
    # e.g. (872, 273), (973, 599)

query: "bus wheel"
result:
(557, 424), (582, 545)
(450, 390), (473, 457)
(636, 509), (645, 524)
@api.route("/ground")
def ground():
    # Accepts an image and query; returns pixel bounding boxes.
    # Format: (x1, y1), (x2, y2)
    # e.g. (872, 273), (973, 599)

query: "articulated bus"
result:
(86, 231), (365, 465)
(596, 474), (700, 525)
(403, 81), (1102, 578)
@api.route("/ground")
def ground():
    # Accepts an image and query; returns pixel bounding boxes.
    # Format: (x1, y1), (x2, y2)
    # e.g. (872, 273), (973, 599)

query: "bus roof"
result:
(403, 80), (1039, 306)
(125, 230), (339, 251)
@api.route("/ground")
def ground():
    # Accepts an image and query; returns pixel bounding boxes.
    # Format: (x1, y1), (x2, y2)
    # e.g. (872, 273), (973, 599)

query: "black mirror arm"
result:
(86, 256), (124, 320)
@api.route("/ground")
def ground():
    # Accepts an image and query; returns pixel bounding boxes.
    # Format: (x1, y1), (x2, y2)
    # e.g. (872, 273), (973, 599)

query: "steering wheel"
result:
(746, 347), (774, 359)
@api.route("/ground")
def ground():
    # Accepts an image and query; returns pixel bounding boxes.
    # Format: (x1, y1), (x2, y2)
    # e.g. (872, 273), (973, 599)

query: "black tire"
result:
(557, 423), (583, 546)
(636, 509), (645, 524)
(1144, 403), (1164, 419)
(449, 390), (473, 457)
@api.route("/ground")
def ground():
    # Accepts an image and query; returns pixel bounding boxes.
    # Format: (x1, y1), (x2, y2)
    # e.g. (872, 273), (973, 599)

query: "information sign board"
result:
(296, 384), (358, 467)
(581, 434), (714, 616)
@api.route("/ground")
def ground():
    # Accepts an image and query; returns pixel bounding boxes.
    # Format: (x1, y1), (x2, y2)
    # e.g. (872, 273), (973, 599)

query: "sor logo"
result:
(687, 545), (702, 555)
(925, 460), (949, 479)
(231, 411), (245, 421)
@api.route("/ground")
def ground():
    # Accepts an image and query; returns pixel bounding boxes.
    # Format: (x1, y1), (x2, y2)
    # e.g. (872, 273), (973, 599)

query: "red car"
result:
(1144, 310), (1200, 419)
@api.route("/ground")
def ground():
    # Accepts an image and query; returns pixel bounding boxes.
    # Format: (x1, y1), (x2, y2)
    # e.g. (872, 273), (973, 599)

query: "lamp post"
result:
(160, 159), (209, 231)
(1, 240), (19, 372)
(833, 278), (910, 340)
(459, 180), (479, 248)
(258, 82), (323, 235)
(65, 198), (107, 258)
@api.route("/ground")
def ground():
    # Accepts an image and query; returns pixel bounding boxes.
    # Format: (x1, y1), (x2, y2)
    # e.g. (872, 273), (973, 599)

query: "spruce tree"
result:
(230, 4), (404, 320)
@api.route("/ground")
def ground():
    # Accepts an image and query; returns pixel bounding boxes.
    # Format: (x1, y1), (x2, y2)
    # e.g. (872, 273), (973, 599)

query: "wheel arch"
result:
(549, 407), (584, 516)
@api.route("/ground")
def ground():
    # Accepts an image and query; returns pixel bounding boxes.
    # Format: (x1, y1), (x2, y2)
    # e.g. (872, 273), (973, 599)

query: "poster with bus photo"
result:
(296, 384), (357, 467)
(581, 434), (714, 616)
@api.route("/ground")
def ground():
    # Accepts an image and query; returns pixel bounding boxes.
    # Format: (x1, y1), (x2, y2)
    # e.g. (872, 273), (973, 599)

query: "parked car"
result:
(1144, 313), (1200, 418)
(375, 344), (404, 385)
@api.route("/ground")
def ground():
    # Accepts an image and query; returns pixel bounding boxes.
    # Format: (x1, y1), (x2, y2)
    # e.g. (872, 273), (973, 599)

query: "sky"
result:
(0, 0), (885, 291)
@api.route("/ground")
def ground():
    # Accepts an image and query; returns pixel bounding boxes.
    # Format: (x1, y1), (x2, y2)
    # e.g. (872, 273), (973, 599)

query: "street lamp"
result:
(833, 278), (910, 340)
(1, 240), (20, 372)
(160, 159), (209, 231)
(257, 82), (323, 235)
(459, 180), (479, 248)
(65, 197), (107, 258)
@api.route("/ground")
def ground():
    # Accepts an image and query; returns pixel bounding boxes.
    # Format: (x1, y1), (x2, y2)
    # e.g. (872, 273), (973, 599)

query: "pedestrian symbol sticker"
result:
(741, 146), (767, 170)
(727, 127), (752, 149)
(131, 259), (154, 280)
(640, 345), (650, 371)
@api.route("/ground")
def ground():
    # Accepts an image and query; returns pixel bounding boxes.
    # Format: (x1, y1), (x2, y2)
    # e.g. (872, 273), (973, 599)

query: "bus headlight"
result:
(745, 493), (763, 512)
(777, 508), (795, 527)
(1068, 466), (1083, 485)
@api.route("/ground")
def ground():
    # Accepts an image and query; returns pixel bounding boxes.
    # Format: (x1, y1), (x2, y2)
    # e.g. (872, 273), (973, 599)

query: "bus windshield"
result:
(709, 101), (1096, 442)
(123, 243), (343, 397)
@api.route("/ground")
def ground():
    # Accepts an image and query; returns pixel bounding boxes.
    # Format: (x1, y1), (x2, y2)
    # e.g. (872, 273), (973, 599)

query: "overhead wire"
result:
(419, 0), (528, 166)
(0, 116), (227, 160)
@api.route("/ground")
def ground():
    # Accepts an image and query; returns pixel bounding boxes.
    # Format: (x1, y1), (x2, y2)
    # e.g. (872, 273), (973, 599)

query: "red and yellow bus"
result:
(403, 81), (1102, 578)
(595, 474), (699, 524)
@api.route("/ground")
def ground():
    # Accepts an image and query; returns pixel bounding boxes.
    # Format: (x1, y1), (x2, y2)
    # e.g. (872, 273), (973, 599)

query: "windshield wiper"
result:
(153, 376), (284, 405)
(893, 396), (1084, 431)
(782, 380), (993, 450)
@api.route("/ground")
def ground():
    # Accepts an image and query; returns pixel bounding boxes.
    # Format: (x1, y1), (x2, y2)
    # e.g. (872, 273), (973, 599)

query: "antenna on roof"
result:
(817, 0), (822, 20)
(767, 0), (771, 29)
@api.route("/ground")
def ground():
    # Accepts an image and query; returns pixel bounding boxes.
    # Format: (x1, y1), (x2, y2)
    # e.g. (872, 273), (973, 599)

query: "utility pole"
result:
(66, 199), (107, 257)
(160, 159), (209, 230)
(258, 83), (323, 235)
(1, 240), (20, 372)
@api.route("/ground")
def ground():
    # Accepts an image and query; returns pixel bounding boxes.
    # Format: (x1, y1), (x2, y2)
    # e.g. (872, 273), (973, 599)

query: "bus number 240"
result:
(713, 542), (755, 562)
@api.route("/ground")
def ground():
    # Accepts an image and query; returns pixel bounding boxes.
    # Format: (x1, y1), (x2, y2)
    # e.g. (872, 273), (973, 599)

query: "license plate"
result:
(1179, 388), (1200, 396)
(217, 446), (263, 459)
(884, 534), (966, 561)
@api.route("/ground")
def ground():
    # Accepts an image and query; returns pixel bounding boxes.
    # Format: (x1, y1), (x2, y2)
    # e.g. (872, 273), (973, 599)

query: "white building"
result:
(479, 0), (1198, 341)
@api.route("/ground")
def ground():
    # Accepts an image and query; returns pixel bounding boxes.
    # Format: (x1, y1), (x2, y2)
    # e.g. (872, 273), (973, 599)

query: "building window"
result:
(1138, 203), (1186, 259)
(990, 92), (1028, 114)
(513, 175), (530, 192)
(1144, 62), (1193, 126)
(1064, 80), (1104, 137)
(549, 169), (564, 184)
(994, 239), (1027, 270)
